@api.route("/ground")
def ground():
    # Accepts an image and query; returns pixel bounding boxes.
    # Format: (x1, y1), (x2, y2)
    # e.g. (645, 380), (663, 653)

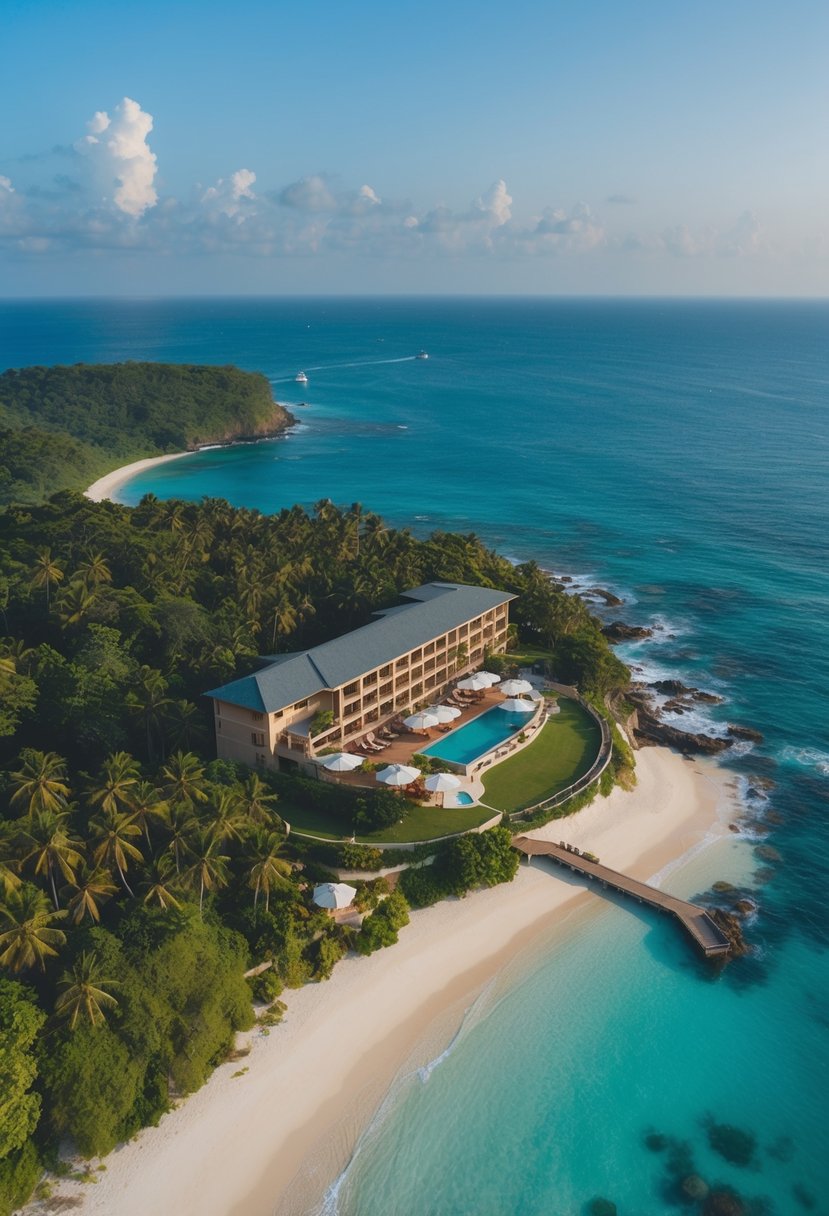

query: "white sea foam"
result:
(779, 746), (829, 776)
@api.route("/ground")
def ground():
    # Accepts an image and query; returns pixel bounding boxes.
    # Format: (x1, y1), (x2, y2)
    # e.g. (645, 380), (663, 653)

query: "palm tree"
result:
(128, 780), (168, 847)
(29, 548), (64, 612)
(86, 751), (141, 816)
(162, 700), (205, 752)
(232, 772), (281, 828)
(139, 856), (183, 911)
(245, 830), (292, 912)
(55, 581), (98, 629)
(202, 790), (247, 845)
(0, 823), (22, 897)
(270, 594), (298, 651)
(182, 832), (229, 918)
(160, 803), (197, 873)
(76, 551), (112, 590)
(20, 810), (85, 910)
(88, 809), (143, 897)
(0, 884), (67, 972)
(9, 750), (71, 817)
(62, 864), (118, 925)
(126, 666), (170, 762)
(54, 952), (119, 1029)
(161, 751), (208, 808)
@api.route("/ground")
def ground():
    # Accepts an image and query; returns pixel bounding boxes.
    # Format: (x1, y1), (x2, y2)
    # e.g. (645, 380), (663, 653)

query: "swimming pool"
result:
(420, 706), (531, 768)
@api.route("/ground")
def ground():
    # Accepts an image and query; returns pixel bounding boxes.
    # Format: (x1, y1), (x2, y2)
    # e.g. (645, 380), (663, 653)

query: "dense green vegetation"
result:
(399, 826), (520, 907)
(0, 363), (293, 505)
(481, 699), (602, 813)
(0, 487), (629, 1209)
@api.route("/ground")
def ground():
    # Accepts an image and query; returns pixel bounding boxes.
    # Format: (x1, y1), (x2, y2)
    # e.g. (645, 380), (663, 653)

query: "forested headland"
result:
(0, 362), (295, 505)
(0, 491), (629, 1212)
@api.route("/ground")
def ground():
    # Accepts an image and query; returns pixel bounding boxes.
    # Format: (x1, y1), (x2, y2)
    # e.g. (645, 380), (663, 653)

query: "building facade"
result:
(206, 582), (514, 773)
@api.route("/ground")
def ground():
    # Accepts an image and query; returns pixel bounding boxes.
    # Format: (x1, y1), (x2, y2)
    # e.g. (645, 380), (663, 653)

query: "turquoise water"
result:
(420, 706), (529, 766)
(452, 791), (475, 806)
(2, 299), (827, 1215)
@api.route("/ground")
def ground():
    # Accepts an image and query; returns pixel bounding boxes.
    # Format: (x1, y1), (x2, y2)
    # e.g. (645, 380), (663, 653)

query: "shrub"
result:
(355, 891), (410, 955)
(248, 968), (284, 1004)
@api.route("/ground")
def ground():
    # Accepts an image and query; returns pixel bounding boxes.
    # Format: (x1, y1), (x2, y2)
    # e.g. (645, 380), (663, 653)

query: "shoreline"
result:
(84, 450), (196, 502)
(58, 747), (739, 1216)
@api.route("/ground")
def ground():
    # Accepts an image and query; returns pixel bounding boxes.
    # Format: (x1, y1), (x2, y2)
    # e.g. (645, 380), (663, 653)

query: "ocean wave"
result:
(779, 746), (829, 776)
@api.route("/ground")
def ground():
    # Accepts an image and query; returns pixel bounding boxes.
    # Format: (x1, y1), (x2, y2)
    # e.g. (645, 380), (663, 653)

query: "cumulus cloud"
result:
(202, 168), (258, 218)
(76, 97), (158, 217)
(277, 174), (338, 212)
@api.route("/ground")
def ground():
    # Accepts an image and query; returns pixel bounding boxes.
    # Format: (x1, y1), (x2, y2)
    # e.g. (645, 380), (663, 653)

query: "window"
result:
(251, 731), (265, 747)
(294, 699), (308, 710)
(251, 711), (264, 722)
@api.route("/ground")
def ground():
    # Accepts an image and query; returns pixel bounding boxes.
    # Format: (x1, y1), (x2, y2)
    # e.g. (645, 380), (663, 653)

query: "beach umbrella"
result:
(423, 773), (462, 793)
(477, 671), (502, 685)
(322, 752), (364, 772)
(403, 710), (441, 730)
(499, 678), (533, 696)
(312, 882), (357, 910)
(376, 763), (421, 787)
(426, 704), (462, 723)
(498, 697), (535, 714)
(457, 674), (491, 692)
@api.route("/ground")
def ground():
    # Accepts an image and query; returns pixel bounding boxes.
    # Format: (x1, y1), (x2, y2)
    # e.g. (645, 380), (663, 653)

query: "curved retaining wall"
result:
(508, 694), (613, 822)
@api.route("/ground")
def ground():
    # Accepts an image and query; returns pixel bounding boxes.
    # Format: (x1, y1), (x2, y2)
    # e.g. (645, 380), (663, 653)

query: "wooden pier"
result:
(512, 836), (730, 958)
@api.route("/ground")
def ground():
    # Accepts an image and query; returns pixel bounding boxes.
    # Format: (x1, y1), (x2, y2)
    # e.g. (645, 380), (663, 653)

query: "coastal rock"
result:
(682, 1174), (710, 1201)
(703, 1189), (746, 1216)
(754, 845), (783, 863)
(644, 1131), (668, 1152)
(662, 699), (687, 713)
(728, 724), (764, 744)
(650, 679), (724, 705)
(603, 621), (653, 642)
(633, 713), (734, 756)
(712, 881), (737, 893)
(707, 910), (751, 957)
(705, 1120), (757, 1167)
(586, 587), (624, 607)
(694, 690), (725, 704)
(587, 1199), (617, 1216)
(793, 1182), (817, 1209)
(734, 900), (756, 917)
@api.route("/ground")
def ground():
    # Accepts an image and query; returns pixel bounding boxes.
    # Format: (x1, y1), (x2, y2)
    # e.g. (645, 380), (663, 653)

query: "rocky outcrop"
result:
(727, 724), (764, 743)
(707, 909), (751, 957)
(651, 678), (724, 704)
(603, 621), (653, 642)
(585, 587), (624, 606)
(634, 711), (734, 755)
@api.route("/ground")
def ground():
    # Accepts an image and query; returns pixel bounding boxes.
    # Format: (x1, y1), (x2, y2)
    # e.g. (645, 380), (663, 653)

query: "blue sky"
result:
(2, 0), (827, 295)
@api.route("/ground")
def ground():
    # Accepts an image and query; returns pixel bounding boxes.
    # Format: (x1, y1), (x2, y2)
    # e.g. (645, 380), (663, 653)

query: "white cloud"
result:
(278, 174), (338, 212)
(76, 97), (158, 217)
(472, 179), (512, 226)
(202, 168), (258, 219)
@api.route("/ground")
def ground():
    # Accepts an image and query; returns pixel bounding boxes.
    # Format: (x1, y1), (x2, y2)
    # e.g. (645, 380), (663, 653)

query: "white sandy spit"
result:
(44, 748), (737, 1216)
(84, 451), (193, 503)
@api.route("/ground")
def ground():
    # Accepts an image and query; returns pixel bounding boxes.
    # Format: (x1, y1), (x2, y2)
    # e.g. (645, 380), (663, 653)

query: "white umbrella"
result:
(376, 763), (421, 787)
(426, 704), (462, 723)
(424, 773), (462, 793)
(499, 678), (533, 696)
(403, 710), (441, 730)
(312, 882), (357, 910)
(477, 671), (502, 685)
(322, 752), (364, 772)
(457, 674), (491, 691)
(498, 697), (536, 714)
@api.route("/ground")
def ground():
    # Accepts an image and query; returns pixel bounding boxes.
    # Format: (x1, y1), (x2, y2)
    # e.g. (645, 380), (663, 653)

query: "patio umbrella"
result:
(322, 752), (364, 772)
(457, 674), (491, 692)
(424, 773), (462, 793)
(477, 671), (502, 685)
(499, 678), (533, 696)
(403, 710), (441, 730)
(498, 697), (536, 714)
(312, 882), (357, 910)
(426, 704), (462, 723)
(376, 763), (421, 787)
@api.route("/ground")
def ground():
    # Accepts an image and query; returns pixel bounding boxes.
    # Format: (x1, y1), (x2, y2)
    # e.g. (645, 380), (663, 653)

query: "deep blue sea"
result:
(2, 298), (828, 1215)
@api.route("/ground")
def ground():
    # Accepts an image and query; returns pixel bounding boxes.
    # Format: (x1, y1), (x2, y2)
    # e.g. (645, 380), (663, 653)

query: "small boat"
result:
(415, 351), (429, 360)
(295, 371), (308, 384)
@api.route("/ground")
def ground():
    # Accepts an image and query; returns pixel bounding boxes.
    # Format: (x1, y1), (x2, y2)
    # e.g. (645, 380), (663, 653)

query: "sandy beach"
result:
(84, 450), (193, 503)
(53, 747), (736, 1216)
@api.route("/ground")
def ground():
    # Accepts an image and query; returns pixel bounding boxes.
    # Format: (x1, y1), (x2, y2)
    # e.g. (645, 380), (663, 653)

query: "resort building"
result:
(206, 582), (514, 773)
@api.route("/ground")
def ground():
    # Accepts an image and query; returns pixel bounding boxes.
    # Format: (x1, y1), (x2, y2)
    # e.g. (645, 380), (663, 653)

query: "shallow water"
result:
(3, 298), (828, 1214)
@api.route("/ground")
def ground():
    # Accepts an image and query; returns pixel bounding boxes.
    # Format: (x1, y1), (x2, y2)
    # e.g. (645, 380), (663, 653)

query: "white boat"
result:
(415, 351), (429, 360)
(295, 371), (308, 383)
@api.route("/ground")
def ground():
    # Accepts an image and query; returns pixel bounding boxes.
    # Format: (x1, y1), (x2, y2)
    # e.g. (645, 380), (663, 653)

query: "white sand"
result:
(84, 451), (194, 503)
(56, 748), (736, 1216)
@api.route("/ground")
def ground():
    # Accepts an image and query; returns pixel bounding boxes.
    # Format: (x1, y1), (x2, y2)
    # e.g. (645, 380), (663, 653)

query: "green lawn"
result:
(282, 798), (495, 844)
(481, 699), (601, 814)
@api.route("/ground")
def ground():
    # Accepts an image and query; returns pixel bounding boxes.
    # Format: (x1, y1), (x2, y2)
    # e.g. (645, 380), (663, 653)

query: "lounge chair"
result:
(365, 732), (388, 751)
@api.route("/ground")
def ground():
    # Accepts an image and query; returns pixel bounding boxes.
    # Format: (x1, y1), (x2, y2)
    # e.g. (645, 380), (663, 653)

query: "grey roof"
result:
(206, 582), (515, 713)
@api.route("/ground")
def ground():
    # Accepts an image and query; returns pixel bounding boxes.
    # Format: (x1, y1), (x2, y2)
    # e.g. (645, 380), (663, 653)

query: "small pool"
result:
(421, 706), (531, 767)
(453, 791), (475, 806)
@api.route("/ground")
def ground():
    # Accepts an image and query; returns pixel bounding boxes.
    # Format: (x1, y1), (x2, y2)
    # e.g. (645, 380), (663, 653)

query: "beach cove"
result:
(52, 749), (737, 1216)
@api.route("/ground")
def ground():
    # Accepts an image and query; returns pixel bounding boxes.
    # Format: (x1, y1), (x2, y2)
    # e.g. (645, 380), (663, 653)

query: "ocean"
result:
(2, 297), (828, 1214)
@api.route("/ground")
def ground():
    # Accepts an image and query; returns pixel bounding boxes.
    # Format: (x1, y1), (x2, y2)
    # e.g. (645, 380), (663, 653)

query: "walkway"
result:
(512, 836), (730, 958)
